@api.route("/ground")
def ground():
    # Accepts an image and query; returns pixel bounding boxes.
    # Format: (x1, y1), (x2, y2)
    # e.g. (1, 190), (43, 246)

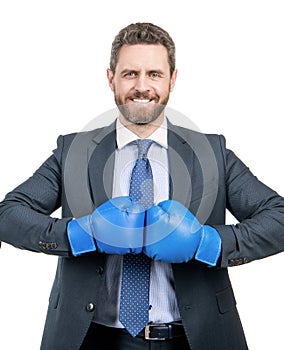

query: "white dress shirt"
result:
(93, 117), (181, 327)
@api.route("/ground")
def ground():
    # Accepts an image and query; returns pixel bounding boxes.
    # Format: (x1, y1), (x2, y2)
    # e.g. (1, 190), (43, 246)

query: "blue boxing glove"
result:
(67, 196), (145, 256)
(144, 200), (221, 266)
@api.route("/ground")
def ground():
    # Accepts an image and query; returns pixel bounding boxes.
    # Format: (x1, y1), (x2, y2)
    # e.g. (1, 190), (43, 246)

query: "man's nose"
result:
(134, 75), (150, 92)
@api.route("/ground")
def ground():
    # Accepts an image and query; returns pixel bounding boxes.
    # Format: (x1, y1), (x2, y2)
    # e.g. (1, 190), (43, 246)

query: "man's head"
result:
(107, 23), (177, 129)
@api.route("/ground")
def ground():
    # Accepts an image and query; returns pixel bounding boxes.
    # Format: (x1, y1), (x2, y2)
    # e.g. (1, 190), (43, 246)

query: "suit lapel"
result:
(168, 124), (193, 208)
(168, 122), (219, 223)
(168, 122), (205, 218)
(88, 122), (116, 208)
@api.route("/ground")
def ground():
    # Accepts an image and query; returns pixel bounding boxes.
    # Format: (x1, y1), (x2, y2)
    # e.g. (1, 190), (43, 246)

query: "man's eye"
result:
(150, 72), (160, 78)
(125, 72), (136, 77)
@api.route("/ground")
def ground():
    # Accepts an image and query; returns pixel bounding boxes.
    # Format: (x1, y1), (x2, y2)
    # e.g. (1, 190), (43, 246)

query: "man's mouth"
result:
(132, 99), (151, 103)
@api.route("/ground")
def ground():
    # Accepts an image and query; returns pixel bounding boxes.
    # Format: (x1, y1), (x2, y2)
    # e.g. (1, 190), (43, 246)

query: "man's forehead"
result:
(116, 44), (169, 69)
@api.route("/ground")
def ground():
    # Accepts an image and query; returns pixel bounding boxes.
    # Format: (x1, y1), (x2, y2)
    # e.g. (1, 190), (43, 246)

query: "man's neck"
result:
(119, 114), (165, 139)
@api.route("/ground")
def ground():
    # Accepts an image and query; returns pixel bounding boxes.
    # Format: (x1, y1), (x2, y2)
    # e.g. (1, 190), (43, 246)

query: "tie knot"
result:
(136, 139), (153, 158)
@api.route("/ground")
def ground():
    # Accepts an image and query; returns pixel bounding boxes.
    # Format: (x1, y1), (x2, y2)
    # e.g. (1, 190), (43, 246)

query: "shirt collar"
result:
(116, 117), (168, 150)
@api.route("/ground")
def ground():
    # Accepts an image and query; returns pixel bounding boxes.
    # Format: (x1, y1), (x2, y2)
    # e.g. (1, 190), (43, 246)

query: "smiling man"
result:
(1, 22), (284, 350)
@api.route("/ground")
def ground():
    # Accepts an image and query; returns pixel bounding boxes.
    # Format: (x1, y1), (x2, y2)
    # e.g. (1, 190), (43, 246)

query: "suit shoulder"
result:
(204, 132), (226, 148)
(169, 124), (226, 149)
(58, 129), (100, 145)
(56, 124), (113, 149)
(51, 127), (104, 162)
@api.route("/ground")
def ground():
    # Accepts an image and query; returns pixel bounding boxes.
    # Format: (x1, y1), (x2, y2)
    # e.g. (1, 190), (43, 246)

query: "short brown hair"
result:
(110, 22), (176, 76)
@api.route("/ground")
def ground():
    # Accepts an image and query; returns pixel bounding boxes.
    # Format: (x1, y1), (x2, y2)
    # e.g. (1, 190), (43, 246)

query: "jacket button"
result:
(86, 303), (95, 312)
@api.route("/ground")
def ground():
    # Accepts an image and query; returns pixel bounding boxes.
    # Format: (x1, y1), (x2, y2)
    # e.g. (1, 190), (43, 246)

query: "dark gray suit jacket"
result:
(1, 121), (284, 350)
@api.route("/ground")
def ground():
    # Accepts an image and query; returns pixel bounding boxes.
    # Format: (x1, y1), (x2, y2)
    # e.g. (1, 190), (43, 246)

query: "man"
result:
(1, 22), (284, 350)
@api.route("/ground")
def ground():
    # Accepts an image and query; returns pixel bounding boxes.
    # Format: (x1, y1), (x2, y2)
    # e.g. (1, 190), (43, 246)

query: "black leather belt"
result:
(141, 323), (185, 340)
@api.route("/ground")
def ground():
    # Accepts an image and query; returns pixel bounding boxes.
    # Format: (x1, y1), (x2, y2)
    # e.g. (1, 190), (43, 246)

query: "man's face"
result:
(107, 44), (177, 125)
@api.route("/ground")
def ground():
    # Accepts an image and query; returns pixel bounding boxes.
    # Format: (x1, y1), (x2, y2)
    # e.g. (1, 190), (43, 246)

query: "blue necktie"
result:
(119, 139), (153, 337)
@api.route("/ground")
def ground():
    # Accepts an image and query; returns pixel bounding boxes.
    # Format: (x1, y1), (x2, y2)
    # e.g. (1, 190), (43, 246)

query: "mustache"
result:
(129, 92), (158, 100)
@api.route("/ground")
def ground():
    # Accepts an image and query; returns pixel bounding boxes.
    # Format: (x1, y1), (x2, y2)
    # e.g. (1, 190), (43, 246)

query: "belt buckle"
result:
(144, 324), (166, 341)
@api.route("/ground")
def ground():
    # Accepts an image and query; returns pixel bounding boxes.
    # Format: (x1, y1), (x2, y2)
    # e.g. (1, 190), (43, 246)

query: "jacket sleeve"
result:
(0, 136), (73, 256)
(215, 136), (284, 268)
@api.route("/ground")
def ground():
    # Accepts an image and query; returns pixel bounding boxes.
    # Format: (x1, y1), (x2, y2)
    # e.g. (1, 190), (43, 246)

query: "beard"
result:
(115, 91), (169, 125)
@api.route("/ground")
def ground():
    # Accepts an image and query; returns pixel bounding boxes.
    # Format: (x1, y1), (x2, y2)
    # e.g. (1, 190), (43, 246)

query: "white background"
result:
(0, 1), (284, 349)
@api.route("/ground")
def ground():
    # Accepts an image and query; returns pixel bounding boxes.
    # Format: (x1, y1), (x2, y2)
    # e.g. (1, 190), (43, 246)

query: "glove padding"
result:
(67, 196), (145, 256)
(144, 200), (221, 266)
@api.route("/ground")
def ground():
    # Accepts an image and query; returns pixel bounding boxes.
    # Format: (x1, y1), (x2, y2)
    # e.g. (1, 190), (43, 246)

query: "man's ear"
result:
(107, 68), (115, 91)
(170, 69), (178, 92)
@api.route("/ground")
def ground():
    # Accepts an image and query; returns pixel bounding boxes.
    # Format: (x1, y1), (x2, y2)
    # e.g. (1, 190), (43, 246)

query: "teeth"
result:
(133, 99), (150, 103)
